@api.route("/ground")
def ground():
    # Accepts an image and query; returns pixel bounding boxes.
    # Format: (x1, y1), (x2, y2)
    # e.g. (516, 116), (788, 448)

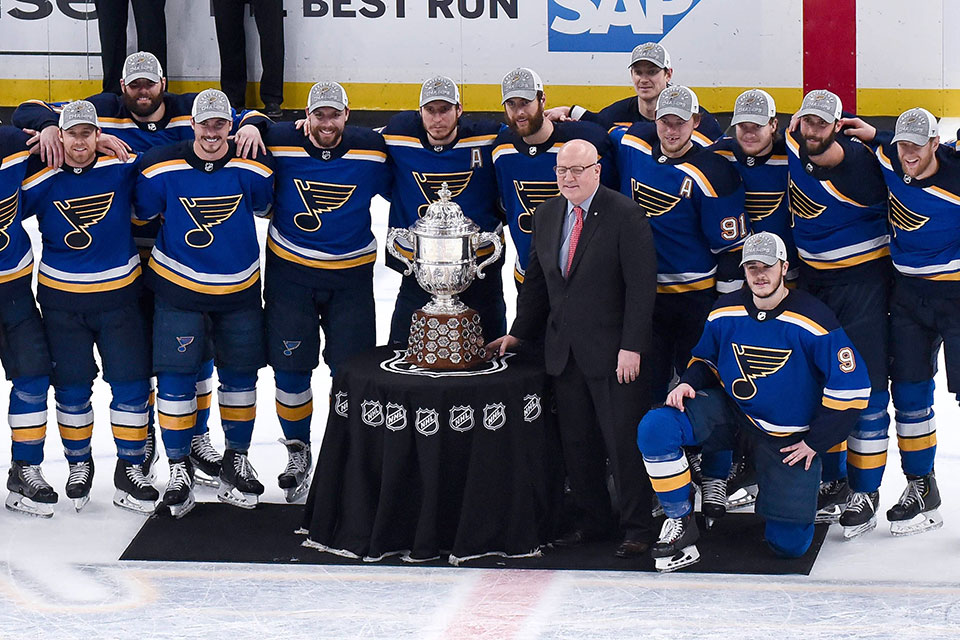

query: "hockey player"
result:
(636, 232), (870, 572)
(383, 75), (506, 345)
(135, 89), (274, 517)
(19, 101), (156, 514)
(493, 67), (617, 285)
(0, 126), (57, 517)
(544, 43), (723, 144)
(264, 81), (390, 501)
(786, 90), (891, 525)
(832, 108), (954, 537)
(612, 85), (750, 403)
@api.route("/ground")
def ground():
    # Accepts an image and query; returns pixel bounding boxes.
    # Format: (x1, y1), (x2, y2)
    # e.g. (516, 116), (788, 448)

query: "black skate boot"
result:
(726, 456), (758, 511)
(652, 512), (701, 572)
(887, 472), (942, 537)
(839, 491), (879, 540)
(815, 478), (850, 524)
(189, 431), (222, 488)
(161, 457), (195, 519)
(700, 477), (727, 529)
(277, 439), (312, 503)
(113, 459), (160, 514)
(6, 461), (58, 518)
(140, 426), (159, 483)
(218, 449), (264, 509)
(65, 458), (94, 512)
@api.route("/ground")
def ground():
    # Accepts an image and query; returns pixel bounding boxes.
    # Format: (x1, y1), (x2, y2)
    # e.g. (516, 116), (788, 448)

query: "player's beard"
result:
(123, 92), (164, 118)
(508, 109), (544, 138)
(804, 127), (836, 157)
(751, 269), (784, 299)
(310, 122), (343, 148)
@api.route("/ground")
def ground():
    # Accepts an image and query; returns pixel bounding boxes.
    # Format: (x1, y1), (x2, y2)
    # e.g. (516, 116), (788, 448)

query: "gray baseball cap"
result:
(59, 100), (100, 130)
(122, 51), (163, 84)
(419, 75), (460, 107)
(656, 85), (699, 121)
(797, 89), (842, 123)
(740, 232), (788, 266)
(731, 89), (777, 126)
(191, 89), (232, 123)
(892, 107), (938, 146)
(307, 81), (348, 112)
(628, 42), (671, 69)
(501, 67), (544, 104)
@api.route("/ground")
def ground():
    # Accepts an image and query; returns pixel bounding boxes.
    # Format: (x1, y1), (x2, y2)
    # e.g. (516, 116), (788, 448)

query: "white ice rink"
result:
(1, 199), (959, 639)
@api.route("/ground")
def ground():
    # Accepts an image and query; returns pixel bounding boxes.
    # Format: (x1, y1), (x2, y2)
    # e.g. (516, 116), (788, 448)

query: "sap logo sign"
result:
(548, 0), (703, 52)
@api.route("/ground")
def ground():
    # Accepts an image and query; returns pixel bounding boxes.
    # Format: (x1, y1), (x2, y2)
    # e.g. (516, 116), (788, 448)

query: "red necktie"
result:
(565, 205), (584, 278)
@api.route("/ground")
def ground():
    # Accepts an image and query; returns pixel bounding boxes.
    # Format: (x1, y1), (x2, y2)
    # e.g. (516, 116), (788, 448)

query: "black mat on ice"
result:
(121, 503), (827, 575)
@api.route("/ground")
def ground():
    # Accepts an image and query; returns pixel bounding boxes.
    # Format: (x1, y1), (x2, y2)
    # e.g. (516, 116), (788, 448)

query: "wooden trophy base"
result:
(405, 308), (486, 370)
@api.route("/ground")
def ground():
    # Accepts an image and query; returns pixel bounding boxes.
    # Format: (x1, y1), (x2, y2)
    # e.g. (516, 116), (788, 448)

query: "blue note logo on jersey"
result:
(0, 191), (20, 252)
(745, 191), (786, 222)
(632, 179), (680, 217)
(176, 336), (195, 353)
(282, 340), (301, 356)
(179, 194), (243, 248)
(54, 192), (115, 250)
(731, 344), (792, 401)
(413, 172), (473, 217)
(788, 179), (826, 222)
(514, 180), (559, 233)
(547, 0), (704, 52)
(888, 192), (930, 235)
(293, 179), (357, 232)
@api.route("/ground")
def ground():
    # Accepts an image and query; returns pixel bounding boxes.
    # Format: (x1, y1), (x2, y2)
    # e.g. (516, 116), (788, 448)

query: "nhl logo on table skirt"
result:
(385, 402), (408, 431)
(416, 408), (440, 436)
(334, 391), (348, 417)
(361, 400), (384, 427)
(523, 394), (542, 422)
(448, 405), (475, 432)
(483, 403), (507, 431)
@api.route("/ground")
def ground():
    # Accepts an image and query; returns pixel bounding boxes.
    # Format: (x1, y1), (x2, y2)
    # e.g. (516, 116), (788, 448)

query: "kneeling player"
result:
(636, 233), (870, 571)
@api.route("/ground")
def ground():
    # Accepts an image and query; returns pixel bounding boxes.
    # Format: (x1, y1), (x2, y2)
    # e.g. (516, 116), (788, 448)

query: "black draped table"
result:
(300, 346), (561, 565)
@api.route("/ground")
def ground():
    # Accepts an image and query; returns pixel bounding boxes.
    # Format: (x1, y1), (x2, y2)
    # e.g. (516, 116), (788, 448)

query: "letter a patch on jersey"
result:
(54, 192), (115, 249)
(179, 194), (243, 248)
(730, 344), (792, 401)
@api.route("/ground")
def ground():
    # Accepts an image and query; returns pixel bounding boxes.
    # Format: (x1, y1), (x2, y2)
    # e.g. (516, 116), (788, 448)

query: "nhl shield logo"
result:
(528, 147), (537, 156)
(176, 336), (195, 353)
(415, 408), (440, 436)
(334, 391), (348, 417)
(147, 122), (157, 131)
(361, 400), (384, 427)
(448, 405), (475, 432)
(385, 402), (408, 431)
(522, 394), (542, 423)
(204, 162), (214, 172)
(483, 403), (507, 431)
(321, 150), (332, 160)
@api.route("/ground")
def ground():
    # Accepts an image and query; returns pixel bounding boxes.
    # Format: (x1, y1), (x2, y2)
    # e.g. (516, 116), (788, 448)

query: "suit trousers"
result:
(212, 0), (285, 108)
(552, 353), (654, 541)
(95, 0), (167, 94)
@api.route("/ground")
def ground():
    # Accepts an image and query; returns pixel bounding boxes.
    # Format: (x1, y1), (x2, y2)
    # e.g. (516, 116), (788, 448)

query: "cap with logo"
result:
(892, 107), (938, 147)
(628, 42), (671, 69)
(740, 232), (788, 266)
(419, 76), (461, 107)
(656, 85), (699, 121)
(122, 51), (163, 85)
(307, 81), (349, 112)
(59, 100), (100, 130)
(501, 67), (544, 104)
(731, 89), (777, 126)
(192, 89), (233, 123)
(796, 89), (842, 123)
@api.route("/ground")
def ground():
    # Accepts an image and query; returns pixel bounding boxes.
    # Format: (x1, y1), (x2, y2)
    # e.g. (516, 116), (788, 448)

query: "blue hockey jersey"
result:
(575, 95), (723, 145)
(20, 153), (141, 311)
(135, 141), (274, 311)
(682, 287), (870, 454)
(613, 123), (749, 294)
(0, 127), (36, 295)
(492, 120), (617, 283)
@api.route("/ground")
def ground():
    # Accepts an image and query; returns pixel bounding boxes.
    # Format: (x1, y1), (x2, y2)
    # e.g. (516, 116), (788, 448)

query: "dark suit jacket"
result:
(510, 184), (657, 378)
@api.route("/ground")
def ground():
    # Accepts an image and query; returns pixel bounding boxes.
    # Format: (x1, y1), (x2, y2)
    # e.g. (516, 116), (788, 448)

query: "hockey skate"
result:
(160, 458), (195, 519)
(726, 457), (757, 511)
(65, 459), (94, 512)
(113, 459), (159, 515)
(839, 491), (879, 540)
(700, 477), (727, 530)
(815, 478), (850, 524)
(6, 462), (58, 518)
(887, 472), (943, 537)
(652, 512), (700, 572)
(217, 449), (263, 509)
(189, 431), (222, 488)
(277, 439), (312, 503)
(140, 426), (159, 483)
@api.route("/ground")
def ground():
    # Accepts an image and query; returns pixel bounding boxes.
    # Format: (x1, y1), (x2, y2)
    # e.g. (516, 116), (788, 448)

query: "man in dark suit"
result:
(487, 139), (657, 557)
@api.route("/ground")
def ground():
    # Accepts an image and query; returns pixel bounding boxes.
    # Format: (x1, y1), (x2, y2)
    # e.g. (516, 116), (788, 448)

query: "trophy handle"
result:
(474, 231), (503, 280)
(386, 228), (415, 276)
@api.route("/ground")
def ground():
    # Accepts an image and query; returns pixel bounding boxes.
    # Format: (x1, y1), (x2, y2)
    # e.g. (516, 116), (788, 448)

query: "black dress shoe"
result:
(552, 529), (591, 547)
(614, 539), (650, 558)
(263, 103), (283, 119)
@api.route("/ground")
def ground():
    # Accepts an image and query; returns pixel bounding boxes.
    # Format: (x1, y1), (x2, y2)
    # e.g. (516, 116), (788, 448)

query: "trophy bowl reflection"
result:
(386, 183), (503, 370)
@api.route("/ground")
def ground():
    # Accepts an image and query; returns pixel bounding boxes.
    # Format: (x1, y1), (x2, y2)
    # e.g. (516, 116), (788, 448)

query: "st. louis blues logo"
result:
(282, 340), (301, 356)
(385, 402), (408, 431)
(53, 192), (115, 249)
(483, 402), (507, 431)
(888, 192), (930, 235)
(415, 407), (440, 436)
(0, 191), (20, 252)
(731, 344), (792, 401)
(334, 391), (348, 417)
(448, 405), (475, 432)
(744, 191), (786, 222)
(361, 400), (384, 427)
(179, 194), (243, 248)
(788, 178), (826, 222)
(514, 180), (559, 234)
(292, 179), (356, 232)
(413, 171), (473, 217)
(176, 336), (195, 353)
(522, 394), (542, 422)
(631, 179), (680, 217)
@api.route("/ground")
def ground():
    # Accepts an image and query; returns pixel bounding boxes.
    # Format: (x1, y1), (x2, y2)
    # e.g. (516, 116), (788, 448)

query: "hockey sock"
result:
(9, 375), (49, 465)
(819, 442), (848, 483)
(147, 385), (156, 437)
(637, 407), (695, 518)
(156, 372), (198, 460)
(846, 390), (890, 492)
(194, 358), (215, 437)
(55, 383), (94, 463)
(218, 368), (258, 452)
(892, 380), (936, 477)
(765, 519), (814, 558)
(109, 378), (151, 464)
(274, 370), (312, 443)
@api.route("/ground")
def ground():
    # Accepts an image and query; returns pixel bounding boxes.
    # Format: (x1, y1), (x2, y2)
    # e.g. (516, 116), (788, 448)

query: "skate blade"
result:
(217, 482), (260, 509)
(726, 486), (757, 511)
(654, 545), (701, 573)
(815, 505), (841, 524)
(112, 489), (157, 515)
(72, 495), (90, 512)
(282, 475), (311, 504)
(890, 509), (944, 537)
(161, 493), (196, 519)
(194, 471), (221, 489)
(704, 516), (722, 530)
(841, 517), (877, 540)
(5, 493), (55, 518)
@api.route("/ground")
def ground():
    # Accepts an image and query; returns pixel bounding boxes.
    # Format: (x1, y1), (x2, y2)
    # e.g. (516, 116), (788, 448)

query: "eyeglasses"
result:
(553, 162), (597, 177)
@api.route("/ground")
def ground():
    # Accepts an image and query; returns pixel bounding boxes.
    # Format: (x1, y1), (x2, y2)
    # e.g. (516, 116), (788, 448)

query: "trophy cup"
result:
(386, 184), (504, 370)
